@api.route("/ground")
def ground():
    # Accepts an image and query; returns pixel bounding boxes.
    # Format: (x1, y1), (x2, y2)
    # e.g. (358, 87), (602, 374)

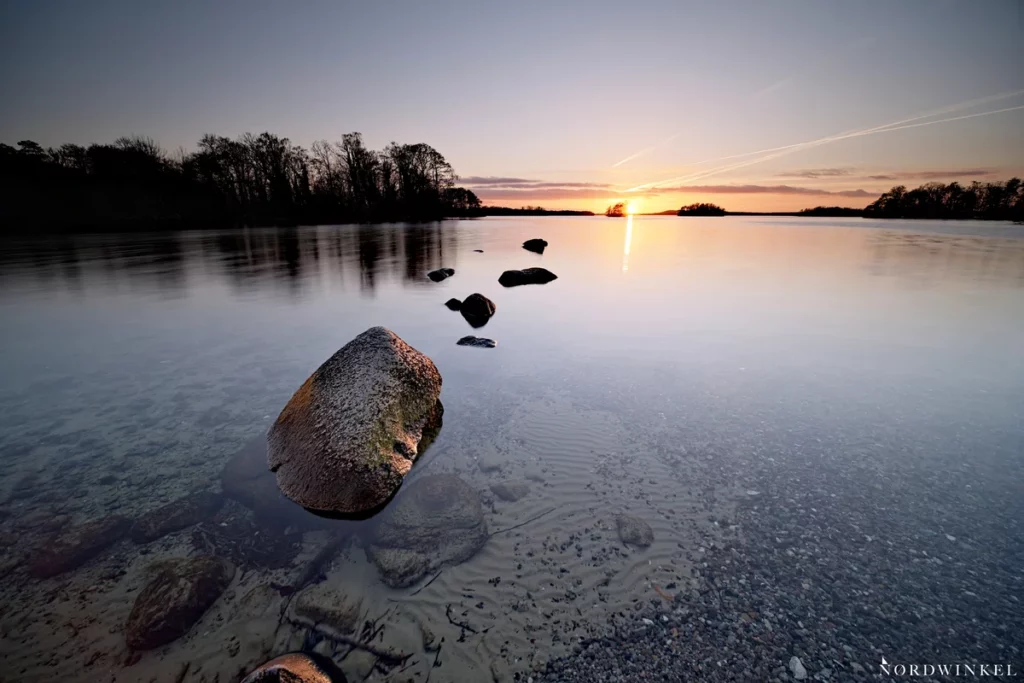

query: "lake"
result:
(1, 216), (1022, 682)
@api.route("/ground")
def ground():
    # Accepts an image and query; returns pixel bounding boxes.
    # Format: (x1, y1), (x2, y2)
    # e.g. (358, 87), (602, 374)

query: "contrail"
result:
(625, 100), (1024, 192)
(611, 133), (680, 168)
(684, 89), (1024, 168)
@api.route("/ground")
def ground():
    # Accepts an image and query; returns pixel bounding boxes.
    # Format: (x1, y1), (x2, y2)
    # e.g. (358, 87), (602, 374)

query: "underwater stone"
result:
(615, 513), (654, 548)
(28, 515), (131, 578)
(367, 474), (487, 587)
(131, 490), (223, 543)
(125, 556), (234, 650)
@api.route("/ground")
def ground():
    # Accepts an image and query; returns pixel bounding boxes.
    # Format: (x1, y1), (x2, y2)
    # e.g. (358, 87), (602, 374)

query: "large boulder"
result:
(131, 491), (223, 543)
(125, 556), (234, 650)
(460, 293), (496, 328)
(28, 515), (131, 578)
(268, 327), (443, 515)
(367, 474), (487, 587)
(427, 268), (455, 282)
(498, 267), (558, 287)
(522, 238), (548, 254)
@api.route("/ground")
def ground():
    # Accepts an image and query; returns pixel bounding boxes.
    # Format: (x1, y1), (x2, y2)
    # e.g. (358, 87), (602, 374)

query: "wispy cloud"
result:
(776, 168), (853, 179)
(867, 168), (995, 181)
(473, 187), (656, 201)
(460, 176), (612, 190)
(660, 184), (874, 198)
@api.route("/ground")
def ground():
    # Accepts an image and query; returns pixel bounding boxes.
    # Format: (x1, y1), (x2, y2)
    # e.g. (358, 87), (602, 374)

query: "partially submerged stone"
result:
(427, 268), (455, 282)
(28, 515), (131, 578)
(268, 327), (443, 515)
(131, 490), (223, 543)
(522, 238), (548, 254)
(457, 336), (496, 348)
(444, 298), (462, 311)
(460, 293), (496, 328)
(125, 556), (234, 650)
(498, 267), (558, 287)
(615, 513), (654, 548)
(490, 480), (530, 502)
(367, 474), (487, 587)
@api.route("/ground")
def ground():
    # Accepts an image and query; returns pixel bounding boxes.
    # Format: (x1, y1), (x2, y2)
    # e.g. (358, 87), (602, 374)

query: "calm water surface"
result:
(1, 217), (1022, 681)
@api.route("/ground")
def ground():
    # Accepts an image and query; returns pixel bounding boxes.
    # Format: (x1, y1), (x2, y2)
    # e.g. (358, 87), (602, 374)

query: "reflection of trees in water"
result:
(0, 224), (458, 296)
(865, 231), (1024, 287)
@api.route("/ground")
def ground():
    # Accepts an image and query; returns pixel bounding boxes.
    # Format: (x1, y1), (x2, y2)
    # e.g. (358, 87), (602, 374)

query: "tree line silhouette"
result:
(0, 133), (483, 231)
(677, 202), (726, 216)
(863, 179), (1023, 221)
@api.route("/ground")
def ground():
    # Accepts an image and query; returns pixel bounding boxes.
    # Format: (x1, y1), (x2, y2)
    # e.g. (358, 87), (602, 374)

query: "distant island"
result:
(0, 133), (484, 231)
(481, 206), (594, 216)
(605, 202), (627, 217)
(677, 202), (727, 216)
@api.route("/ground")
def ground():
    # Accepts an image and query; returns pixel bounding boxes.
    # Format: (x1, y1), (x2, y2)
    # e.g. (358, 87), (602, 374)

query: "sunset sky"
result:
(2, 0), (1022, 213)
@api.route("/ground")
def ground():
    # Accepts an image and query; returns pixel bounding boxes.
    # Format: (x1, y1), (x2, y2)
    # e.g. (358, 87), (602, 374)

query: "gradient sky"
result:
(2, 0), (1022, 212)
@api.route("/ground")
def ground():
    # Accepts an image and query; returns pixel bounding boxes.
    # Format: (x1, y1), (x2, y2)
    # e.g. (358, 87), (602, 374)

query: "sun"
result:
(626, 200), (640, 215)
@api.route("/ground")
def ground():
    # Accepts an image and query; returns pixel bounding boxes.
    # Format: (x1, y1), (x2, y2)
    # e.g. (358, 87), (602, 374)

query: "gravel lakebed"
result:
(541, 412), (1024, 683)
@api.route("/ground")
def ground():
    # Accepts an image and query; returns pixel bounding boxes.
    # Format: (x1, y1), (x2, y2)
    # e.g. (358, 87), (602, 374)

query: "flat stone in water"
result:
(288, 583), (362, 636)
(615, 513), (654, 548)
(522, 238), (548, 254)
(457, 335), (496, 348)
(498, 267), (558, 287)
(427, 268), (455, 282)
(367, 474), (487, 587)
(490, 480), (531, 502)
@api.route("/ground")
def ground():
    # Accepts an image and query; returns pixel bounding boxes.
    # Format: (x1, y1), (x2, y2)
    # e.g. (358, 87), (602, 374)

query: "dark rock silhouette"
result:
(460, 293), (496, 327)
(28, 515), (132, 578)
(366, 474), (487, 587)
(131, 491), (223, 543)
(473, 249), (484, 253)
(457, 336), (497, 348)
(125, 556), (234, 650)
(498, 267), (558, 287)
(522, 238), (548, 254)
(427, 267), (454, 282)
(444, 298), (462, 311)
(268, 327), (443, 515)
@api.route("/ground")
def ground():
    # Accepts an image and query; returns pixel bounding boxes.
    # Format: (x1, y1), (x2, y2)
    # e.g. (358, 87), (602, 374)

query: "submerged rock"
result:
(457, 335), (496, 348)
(367, 474), (487, 587)
(427, 268), (455, 282)
(268, 327), (443, 515)
(221, 435), (319, 529)
(460, 293), (496, 328)
(490, 480), (530, 502)
(498, 267), (558, 287)
(615, 513), (654, 548)
(125, 556), (234, 650)
(241, 652), (348, 683)
(288, 583), (362, 636)
(131, 490), (223, 543)
(28, 515), (131, 578)
(444, 298), (462, 311)
(522, 238), (548, 254)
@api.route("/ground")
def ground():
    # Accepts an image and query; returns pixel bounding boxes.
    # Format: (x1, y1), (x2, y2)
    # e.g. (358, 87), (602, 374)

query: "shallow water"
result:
(1, 217), (1022, 681)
